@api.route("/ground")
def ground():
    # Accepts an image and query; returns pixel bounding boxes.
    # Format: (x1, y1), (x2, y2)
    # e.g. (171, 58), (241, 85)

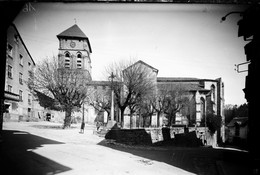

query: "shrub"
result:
(206, 114), (222, 135)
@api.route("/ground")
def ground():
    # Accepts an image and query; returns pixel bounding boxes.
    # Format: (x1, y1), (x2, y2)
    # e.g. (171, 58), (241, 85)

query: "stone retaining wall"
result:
(105, 127), (210, 146)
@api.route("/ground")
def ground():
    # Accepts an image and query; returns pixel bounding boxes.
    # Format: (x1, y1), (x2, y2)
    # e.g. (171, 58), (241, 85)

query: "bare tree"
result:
(88, 85), (111, 122)
(28, 56), (91, 128)
(157, 84), (190, 126)
(139, 95), (156, 127)
(106, 60), (156, 128)
(139, 84), (189, 128)
(152, 92), (166, 127)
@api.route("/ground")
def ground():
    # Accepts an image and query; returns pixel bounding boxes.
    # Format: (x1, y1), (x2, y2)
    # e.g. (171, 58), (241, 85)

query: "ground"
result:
(0, 121), (250, 175)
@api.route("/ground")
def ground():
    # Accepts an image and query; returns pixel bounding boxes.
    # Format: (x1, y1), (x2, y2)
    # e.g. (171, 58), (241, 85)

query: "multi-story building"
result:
(55, 24), (225, 130)
(4, 24), (37, 121)
(3, 23), (226, 134)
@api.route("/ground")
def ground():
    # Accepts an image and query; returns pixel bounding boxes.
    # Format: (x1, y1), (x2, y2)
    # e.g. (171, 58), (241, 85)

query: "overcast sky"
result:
(14, 3), (248, 105)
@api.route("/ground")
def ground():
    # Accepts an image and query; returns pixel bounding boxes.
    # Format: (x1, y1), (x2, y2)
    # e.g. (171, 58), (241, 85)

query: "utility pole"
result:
(106, 72), (116, 128)
(82, 103), (85, 123)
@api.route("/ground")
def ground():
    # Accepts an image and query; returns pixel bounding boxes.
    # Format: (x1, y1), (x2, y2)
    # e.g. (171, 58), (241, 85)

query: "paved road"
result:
(0, 122), (250, 175)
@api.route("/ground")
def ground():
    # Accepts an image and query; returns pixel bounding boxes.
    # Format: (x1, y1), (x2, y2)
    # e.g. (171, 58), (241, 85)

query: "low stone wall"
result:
(105, 127), (209, 146)
(3, 113), (38, 122)
(105, 129), (153, 145)
(3, 113), (18, 122)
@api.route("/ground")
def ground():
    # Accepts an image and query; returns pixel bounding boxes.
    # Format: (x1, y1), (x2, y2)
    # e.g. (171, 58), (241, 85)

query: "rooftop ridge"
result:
(57, 24), (88, 39)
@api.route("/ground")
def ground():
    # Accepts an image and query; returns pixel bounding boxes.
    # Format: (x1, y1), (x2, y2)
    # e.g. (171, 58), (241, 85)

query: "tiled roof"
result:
(157, 82), (209, 92)
(10, 23), (35, 66)
(57, 24), (88, 39)
(89, 81), (111, 86)
(124, 60), (159, 74)
(227, 117), (248, 127)
(57, 24), (92, 53)
(157, 77), (199, 82)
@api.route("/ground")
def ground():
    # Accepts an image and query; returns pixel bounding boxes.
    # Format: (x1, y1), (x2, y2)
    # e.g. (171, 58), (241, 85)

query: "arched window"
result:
(65, 52), (70, 58)
(64, 52), (70, 68)
(77, 52), (82, 69)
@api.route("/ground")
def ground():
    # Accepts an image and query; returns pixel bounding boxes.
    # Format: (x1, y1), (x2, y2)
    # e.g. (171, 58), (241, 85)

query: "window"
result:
(19, 73), (23, 85)
(19, 90), (23, 101)
(200, 97), (205, 123)
(65, 59), (70, 68)
(65, 52), (70, 57)
(19, 54), (23, 66)
(235, 123), (240, 136)
(211, 84), (215, 102)
(7, 44), (13, 57)
(77, 53), (82, 69)
(14, 34), (19, 43)
(28, 63), (32, 75)
(28, 94), (31, 105)
(7, 65), (13, 79)
(7, 85), (12, 92)
(64, 52), (70, 68)
(28, 70), (33, 79)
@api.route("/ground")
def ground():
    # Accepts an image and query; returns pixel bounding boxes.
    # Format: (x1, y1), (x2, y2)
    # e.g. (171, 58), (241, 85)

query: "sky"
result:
(13, 3), (248, 105)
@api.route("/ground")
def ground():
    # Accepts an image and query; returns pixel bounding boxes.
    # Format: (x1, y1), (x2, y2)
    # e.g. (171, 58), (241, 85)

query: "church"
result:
(56, 24), (225, 137)
(57, 24), (92, 78)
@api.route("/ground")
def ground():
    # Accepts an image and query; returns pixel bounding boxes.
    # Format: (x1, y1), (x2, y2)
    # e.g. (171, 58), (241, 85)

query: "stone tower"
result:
(57, 24), (92, 79)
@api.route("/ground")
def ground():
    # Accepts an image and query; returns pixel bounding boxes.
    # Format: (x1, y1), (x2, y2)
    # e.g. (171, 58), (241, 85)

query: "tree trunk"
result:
(149, 114), (152, 127)
(139, 114), (142, 128)
(167, 113), (176, 127)
(63, 107), (72, 129)
(157, 112), (161, 127)
(168, 115), (173, 127)
(120, 109), (125, 128)
(130, 114), (132, 129)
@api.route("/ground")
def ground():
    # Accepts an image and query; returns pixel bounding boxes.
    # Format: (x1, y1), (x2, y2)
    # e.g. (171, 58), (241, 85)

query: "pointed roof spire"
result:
(57, 24), (88, 39)
(57, 24), (92, 53)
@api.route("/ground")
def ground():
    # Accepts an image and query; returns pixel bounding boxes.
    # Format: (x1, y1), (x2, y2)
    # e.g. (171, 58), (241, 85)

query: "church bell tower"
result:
(57, 24), (92, 80)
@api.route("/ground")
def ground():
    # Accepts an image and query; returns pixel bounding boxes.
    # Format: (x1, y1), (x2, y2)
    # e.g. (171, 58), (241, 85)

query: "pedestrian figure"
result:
(96, 121), (101, 132)
(80, 122), (85, 134)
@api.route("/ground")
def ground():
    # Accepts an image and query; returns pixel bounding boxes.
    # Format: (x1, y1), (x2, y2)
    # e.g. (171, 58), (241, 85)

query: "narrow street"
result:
(0, 122), (249, 175)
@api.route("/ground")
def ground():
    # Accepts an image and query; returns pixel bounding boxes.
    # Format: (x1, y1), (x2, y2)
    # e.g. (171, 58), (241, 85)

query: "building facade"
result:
(55, 24), (225, 130)
(157, 77), (225, 126)
(56, 24), (98, 124)
(57, 24), (92, 79)
(4, 24), (37, 121)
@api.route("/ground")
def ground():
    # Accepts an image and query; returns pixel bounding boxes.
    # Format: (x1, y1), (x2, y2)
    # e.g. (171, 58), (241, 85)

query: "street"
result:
(0, 121), (249, 175)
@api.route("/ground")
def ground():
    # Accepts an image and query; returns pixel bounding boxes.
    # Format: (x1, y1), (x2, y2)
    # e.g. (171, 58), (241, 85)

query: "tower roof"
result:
(57, 24), (88, 39)
(57, 24), (92, 53)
